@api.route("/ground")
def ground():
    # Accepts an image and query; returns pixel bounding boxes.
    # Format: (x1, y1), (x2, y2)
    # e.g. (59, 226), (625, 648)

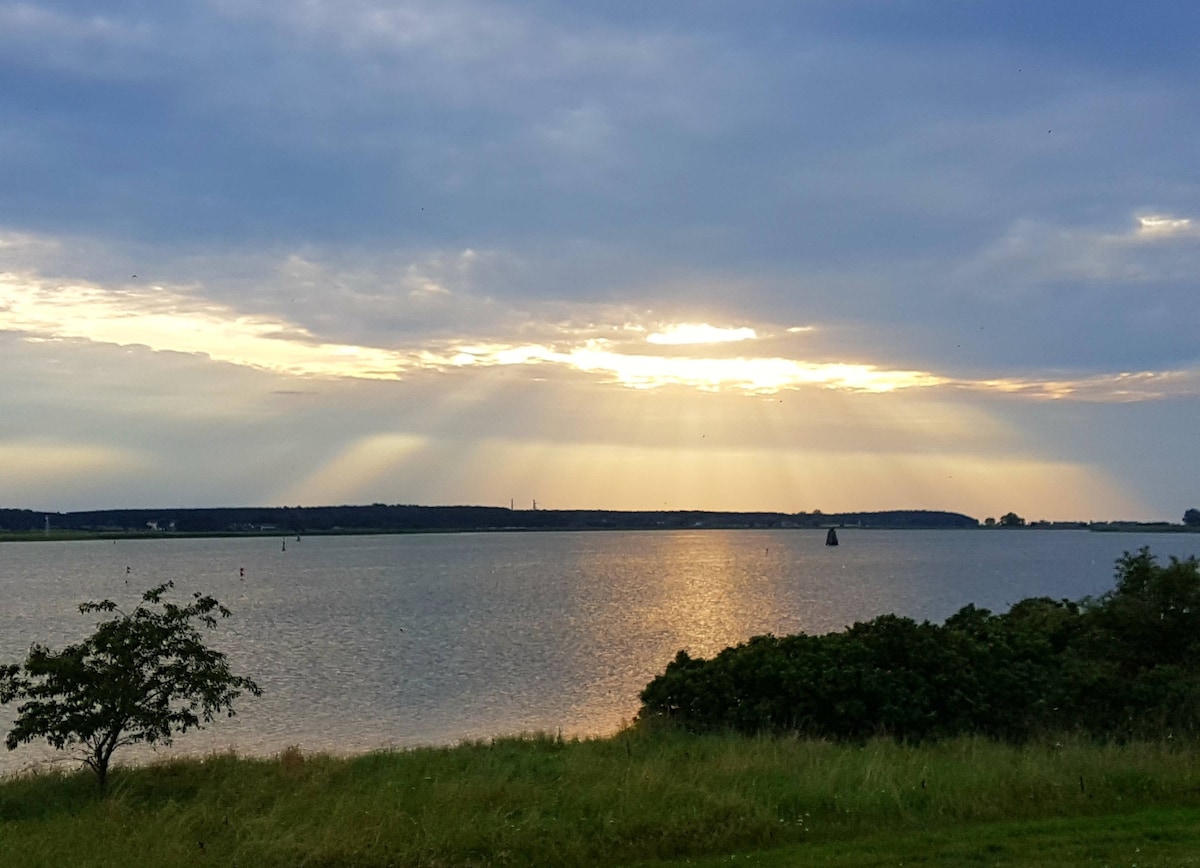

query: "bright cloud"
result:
(1136, 214), (1196, 238)
(963, 369), (1200, 402)
(4, 269), (1198, 404)
(646, 323), (758, 345)
(0, 272), (406, 379)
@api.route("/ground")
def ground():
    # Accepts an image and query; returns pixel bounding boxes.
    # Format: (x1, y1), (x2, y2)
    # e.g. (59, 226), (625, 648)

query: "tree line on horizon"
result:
(0, 505), (981, 534)
(3, 505), (1195, 536)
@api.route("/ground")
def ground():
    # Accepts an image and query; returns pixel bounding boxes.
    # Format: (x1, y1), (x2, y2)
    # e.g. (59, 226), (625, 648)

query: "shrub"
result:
(639, 549), (1200, 742)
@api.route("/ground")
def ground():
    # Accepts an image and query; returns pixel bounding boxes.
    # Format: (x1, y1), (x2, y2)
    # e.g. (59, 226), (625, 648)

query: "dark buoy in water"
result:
(825, 527), (839, 546)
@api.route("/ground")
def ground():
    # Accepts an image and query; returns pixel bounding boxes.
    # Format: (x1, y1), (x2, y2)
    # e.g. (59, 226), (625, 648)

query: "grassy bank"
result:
(3, 730), (1200, 867)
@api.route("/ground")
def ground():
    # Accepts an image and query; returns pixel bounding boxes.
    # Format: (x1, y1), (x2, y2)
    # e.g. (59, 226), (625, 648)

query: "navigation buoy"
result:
(825, 527), (839, 547)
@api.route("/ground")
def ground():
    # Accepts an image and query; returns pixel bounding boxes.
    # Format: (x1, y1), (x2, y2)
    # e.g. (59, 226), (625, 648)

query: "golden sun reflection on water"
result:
(552, 529), (853, 736)
(629, 531), (748, 657)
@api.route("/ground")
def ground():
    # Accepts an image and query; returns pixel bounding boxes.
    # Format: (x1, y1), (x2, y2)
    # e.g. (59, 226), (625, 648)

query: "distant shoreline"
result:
(1, 503), (1195, 541)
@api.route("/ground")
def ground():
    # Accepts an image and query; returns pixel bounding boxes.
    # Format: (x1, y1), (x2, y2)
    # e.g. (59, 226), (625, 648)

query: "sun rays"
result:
(0, 264), (1174, 519)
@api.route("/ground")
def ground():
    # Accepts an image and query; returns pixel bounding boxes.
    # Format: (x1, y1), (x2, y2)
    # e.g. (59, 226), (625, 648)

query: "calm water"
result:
(2, 529), (1198, 776)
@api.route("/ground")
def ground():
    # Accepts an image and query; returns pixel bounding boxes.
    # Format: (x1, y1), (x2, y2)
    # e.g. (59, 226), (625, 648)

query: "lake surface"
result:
(2, 529), (1198, 776)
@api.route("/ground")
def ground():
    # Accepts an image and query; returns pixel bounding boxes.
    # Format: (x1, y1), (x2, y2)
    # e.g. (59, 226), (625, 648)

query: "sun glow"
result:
(367, 434), (1138, 520)
(566, 345), (941, 393)
(0, 439), (146, 492)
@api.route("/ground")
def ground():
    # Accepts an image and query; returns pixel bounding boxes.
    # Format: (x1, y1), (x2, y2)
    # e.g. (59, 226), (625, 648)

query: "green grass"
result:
(644, 807), (1200, 867)
(3, 731), (1200, 867)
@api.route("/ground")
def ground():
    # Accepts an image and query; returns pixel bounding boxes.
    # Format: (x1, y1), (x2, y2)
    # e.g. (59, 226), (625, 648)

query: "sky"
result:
(1, 1), (1198, 522)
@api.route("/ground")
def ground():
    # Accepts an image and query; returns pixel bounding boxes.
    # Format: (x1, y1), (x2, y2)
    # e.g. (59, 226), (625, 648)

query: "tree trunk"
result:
(87, 747), (113, 792)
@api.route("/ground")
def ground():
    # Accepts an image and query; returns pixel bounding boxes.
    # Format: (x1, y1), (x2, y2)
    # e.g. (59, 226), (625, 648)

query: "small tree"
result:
(0, 582), (261, 790)
(999, 512), (1026, 527)
(1184, 508), (1200, 527)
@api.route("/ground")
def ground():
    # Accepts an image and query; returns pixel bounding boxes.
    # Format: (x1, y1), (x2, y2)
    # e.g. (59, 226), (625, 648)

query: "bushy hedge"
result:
(639, 548), (1200, 741)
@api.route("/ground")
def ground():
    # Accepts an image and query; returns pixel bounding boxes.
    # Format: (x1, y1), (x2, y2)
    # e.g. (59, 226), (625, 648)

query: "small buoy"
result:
(239, 567), (245, 578)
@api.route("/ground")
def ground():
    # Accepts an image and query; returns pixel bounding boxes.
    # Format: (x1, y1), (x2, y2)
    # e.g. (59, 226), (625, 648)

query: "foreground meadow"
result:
(3, 730), (1200, 867)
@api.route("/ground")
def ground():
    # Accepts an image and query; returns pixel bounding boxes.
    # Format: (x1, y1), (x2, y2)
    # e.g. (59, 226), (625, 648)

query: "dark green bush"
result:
(639, 548), (1200, 741)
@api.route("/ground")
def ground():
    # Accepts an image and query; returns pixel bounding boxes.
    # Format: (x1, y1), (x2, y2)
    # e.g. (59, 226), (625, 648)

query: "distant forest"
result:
(0, 506), (980, 535)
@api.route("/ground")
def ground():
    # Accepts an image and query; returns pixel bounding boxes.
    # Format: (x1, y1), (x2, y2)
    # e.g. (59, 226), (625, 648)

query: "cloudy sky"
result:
(2, 1), (1197, 521)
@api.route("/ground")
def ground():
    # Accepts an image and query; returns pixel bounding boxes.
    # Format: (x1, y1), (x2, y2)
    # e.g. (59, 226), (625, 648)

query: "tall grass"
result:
(3, 730), (1200, 867)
